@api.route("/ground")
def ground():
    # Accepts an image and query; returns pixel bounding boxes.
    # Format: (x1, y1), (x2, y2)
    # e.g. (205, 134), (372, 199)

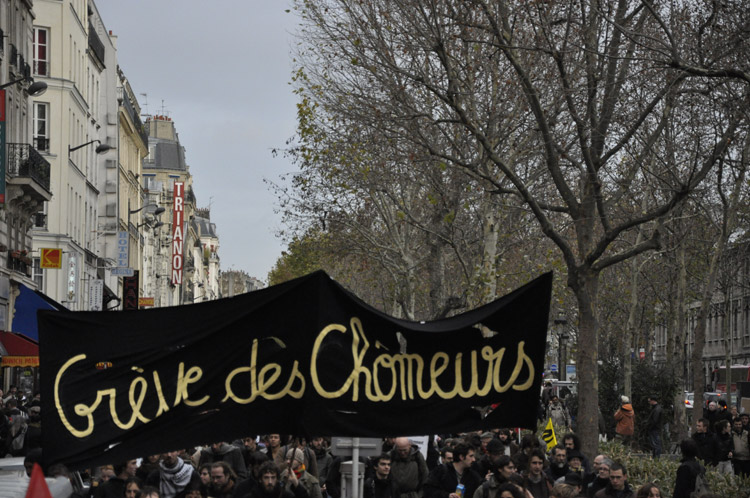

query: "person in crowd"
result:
(546, 397), (571, 431)
(545, 447), (568, 482)
(713, 419), (734, 475)
(561, 473), (582, 497)
(691, 418), (718, 466)
(94, 460), (138, 498)
(593, 462), (632, 498)
(479, 433), (495, 455)
(125, 478), (144, 498)
(585, 458), (611, 498)
(475, 439), (505, 479)
(549, 483), (576, 498)
(673, 439), (705, 498)
(731, 416), (750, 477)
(140, 486), (160, 498)
(495, 482), (525, 498)
(521, 449), (550, 498)
(562, 451), (584, 484)
(250, 461), (307, 498)
(197, 441), (247, 479)
(364, 453), (400, 498)
(614, 397), (634, 447)
(23, 404), (41, 455)
(425, 442), (481, 498)
(268, 434), (287, 468)
(310, 437), (334, 486)
(703, 402), (724, 431)
(561, 435), (589, 475)
(146, 450), (201, 498)
(236, 436), (267, 473)
(390, 437), (429, 498)
(513, 435), (543, 474)
(282, 447), (323, 498)
(474, 455), (515, 498)
(197, 464), (211, 492)
(634, 483), (660, 498)
(138, 455), (162, 483)
(496, 430), (518, 457)
(741, 412), (750, 433)
(440, 447), (454, 466)
(645, 396), (663, 459)
(208, 461), (237, 498)
(280, 438), (319, 480)
(541, 382), (554, 408)
(582, 455), (605, 490)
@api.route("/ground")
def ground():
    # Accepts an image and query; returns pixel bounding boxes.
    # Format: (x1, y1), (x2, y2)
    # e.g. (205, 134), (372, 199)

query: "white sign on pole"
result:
(407, 436), (429, 460)
(89, 279), (103, 311)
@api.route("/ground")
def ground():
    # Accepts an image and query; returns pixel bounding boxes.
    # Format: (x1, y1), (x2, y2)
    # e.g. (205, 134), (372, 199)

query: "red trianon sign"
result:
(171, 182), (184, 285)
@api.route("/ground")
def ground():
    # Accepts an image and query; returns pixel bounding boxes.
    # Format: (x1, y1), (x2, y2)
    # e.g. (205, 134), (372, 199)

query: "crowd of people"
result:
(3, 383), (748, 498)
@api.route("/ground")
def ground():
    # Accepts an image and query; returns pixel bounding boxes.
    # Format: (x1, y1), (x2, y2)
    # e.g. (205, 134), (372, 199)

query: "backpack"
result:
(690, 471), (710, 498)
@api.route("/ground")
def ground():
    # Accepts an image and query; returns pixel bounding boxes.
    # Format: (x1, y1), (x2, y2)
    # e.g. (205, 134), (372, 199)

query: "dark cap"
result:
(566, 449), (583, 462)
(486, 439), (504, 455)
(563, 472), (582, 487)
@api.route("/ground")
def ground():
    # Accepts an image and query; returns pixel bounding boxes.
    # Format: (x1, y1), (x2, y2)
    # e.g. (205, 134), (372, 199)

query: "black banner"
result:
(39, 271), (552, 470)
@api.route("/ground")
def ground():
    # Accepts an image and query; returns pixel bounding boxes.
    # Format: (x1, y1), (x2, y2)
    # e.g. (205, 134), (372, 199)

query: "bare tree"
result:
(290, 0), (749, 455)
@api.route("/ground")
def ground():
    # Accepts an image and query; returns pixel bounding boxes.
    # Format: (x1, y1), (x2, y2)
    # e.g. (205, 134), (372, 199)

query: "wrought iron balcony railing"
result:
(7, 143), (51, 192)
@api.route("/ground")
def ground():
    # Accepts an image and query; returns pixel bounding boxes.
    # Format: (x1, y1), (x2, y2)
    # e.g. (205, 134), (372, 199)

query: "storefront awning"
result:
(12, 283), (65, 341)
(0, 331), (39, 367)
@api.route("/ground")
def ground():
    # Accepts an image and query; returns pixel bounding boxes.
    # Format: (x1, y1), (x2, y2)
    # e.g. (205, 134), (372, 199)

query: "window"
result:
(33, 103), (49, 151)
(33, 28), (49, 76)
(32, 258), (44, 290)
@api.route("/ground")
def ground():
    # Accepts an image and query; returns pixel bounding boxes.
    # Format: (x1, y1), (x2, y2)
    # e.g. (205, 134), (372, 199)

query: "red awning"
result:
(0, 331), (39, 367)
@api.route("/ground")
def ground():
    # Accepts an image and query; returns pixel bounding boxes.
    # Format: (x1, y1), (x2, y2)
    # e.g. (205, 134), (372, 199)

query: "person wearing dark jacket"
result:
(593, 463), (633, 498)
(691, 418), (718, 466)
(522, 449), (552, 498)
(364, 453), (401, 498)
(390, 438), (429, 498)
(586, 458), (611, 498)
(673, 439), (705, 498)
(473, 439), (504, 480)
(545, 446), (568, 482)
(425, 443), (482, 498)
(645, 396), (663, 458)
(714, 419), (734, 475)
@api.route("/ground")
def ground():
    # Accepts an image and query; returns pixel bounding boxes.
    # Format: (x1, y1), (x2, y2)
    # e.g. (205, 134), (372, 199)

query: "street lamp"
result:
(69, 139), (115, 156)
(555, 313), (569, 381)
(0, 77), (47, 96)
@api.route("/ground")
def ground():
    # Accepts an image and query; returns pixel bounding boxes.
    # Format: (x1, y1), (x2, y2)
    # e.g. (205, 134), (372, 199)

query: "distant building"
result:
(221, 270), (263, 298)
(653, 242), (750, 389)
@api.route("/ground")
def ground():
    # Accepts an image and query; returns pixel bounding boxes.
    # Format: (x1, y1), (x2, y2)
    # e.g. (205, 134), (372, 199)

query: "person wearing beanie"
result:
(614, 397), (635, 447)
(282, 447), (323, 498)
(473, 438), (505, 479)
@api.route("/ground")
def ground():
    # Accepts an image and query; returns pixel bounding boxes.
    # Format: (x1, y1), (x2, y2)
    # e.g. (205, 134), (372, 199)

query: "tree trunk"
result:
(624, 228), (645, 398)
(672, 241), (689, 441)
(572, 270), (600, 459)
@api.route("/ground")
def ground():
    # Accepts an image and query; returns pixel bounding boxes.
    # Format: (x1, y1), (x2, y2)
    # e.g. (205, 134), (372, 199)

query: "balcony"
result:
(88, 23), (105, 67)
(6, 144), (52, 212)
(117, 87), (149, 148)
(7, 144), (51, 193)
(7, 250), (32, 277)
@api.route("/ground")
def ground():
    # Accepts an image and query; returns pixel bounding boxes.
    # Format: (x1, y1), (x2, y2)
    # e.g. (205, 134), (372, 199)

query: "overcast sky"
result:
(96, 1), (299, 283)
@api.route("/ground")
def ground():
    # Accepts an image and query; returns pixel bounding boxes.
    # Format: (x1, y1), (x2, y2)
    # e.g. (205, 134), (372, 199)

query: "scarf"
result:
(159, 457), (193, 498)
(293, 464), (306, 479)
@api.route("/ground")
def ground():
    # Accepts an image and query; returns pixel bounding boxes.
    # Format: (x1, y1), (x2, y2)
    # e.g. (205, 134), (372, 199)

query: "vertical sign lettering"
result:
(117, 231), (129, 268)
(0, 89), (6, 204)
(89, 279), (103, 311)
(172, 182), (184, 285)
(123, 270), (139, 311)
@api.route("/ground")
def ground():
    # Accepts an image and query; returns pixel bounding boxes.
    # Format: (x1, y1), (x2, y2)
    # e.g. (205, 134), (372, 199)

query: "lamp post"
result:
(68, 139), (115, 155)
(0, 77), (47, 95)
(555, 313), (569, 381)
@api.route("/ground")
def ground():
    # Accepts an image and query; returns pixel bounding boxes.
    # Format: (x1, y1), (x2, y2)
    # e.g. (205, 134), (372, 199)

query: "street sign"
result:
(566, 364), (576, 376)
(550, 364), (558, 372)
(111, 267), (134, 277)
